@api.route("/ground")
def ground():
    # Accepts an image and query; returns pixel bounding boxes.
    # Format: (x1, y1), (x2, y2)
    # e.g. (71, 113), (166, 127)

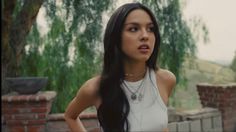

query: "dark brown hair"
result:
(98, 2), (161, 131)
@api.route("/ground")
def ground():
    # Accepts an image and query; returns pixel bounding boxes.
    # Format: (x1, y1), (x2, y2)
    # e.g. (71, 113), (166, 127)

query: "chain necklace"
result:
(123, 79), (144, 101)
(124, 70), (146, 77)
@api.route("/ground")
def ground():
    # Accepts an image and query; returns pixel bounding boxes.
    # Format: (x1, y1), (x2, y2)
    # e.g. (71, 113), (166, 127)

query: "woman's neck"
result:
(123, 61), (147, 82)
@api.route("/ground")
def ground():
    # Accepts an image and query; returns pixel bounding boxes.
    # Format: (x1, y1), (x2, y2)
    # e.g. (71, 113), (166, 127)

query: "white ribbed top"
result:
(122, 68), (168, 131)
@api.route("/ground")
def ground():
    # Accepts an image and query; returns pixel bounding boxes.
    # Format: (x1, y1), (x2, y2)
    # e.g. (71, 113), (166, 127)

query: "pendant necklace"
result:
(123, 77), (145, 101)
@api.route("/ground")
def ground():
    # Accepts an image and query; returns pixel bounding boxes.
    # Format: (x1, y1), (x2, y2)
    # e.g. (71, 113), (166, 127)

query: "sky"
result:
(117, 0), (236, 65)
(183, 0), (236, 65)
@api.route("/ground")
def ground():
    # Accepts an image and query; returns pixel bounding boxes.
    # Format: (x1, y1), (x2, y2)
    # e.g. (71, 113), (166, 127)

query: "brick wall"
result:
(2, 91), (56, 132)
(197, 83), (236, 132)
(1, 91), (100, 132)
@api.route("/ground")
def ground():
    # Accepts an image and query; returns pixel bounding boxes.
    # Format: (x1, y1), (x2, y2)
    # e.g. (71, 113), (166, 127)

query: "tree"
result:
(2, 0), (111, 112)
(230, 51), (236, 81)
(20, 0), (112, 113)
(2, 0), (44, 94)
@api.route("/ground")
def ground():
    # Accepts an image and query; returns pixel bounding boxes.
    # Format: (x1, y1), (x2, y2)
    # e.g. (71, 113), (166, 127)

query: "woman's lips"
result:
(138, 44), (150, 53)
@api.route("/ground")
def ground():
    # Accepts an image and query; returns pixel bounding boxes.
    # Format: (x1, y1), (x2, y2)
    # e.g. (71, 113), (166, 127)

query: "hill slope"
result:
(171, 58), (235, 110)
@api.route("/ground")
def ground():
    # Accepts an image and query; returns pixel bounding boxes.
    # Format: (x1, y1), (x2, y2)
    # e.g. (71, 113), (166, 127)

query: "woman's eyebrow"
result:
(124, 22), (154, 26)
(124, 22), (139, 26)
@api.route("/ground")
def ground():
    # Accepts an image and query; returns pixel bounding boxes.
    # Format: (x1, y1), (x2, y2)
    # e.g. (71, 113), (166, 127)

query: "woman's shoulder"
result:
(78, 75), (101, 97)
(155, 68), (176, 84)
(155, 68), (176, 96)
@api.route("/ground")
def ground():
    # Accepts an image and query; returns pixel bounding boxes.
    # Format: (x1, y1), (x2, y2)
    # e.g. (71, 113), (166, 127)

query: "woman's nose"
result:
(140, 29), (149, 41)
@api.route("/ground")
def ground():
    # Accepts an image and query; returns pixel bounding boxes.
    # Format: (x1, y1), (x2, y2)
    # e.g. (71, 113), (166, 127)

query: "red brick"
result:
(6, 120), (28, 125)
(223, 119), (235, 128)
(17, 108), (32, 113)
(2, 108), (18, 114)
(202, 102), (208, 107)
(27, 125), (45, 132)
(223, 92), (233, 98)
(28, 119), (46, 125)
(31, 107), (47, 113)
(14, 114), (36, 120)
(2, 102), (10, 108)
(219, 102), (226, 108)
(3, 115), (14, 120)
(219, 102), (231, 108)
(28, 101), (47, 107)
(7, 125), (25, 132)
(215, 89), (225, 94)
(36, 113), (46, 119)
(6, 119), (46, 125)
(207, 102), (217, 108)
(224, 109), (236, 119)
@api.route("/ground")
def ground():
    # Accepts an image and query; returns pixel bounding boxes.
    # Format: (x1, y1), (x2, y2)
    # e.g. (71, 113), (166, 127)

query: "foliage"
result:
(139, 0), (209, 106)
(20, 0), (112, 113)
(230, 51), (236, 81)
(230, 52), (236, 72)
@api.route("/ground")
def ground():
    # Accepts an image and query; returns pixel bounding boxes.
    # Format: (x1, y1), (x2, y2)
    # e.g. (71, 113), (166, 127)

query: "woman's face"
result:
(121, 9), (156, 63)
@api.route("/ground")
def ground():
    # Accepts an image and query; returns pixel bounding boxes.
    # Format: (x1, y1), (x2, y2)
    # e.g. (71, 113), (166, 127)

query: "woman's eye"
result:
(128, 27), (138, 32)
(147, 27), (154, 32)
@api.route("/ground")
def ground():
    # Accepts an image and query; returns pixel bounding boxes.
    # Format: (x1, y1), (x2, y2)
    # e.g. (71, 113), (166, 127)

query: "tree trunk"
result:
(2, 0), (17, 94)
(1, 0), (44, 94)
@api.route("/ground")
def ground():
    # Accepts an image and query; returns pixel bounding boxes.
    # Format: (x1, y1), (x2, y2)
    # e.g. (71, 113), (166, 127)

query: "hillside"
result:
(185, 58), (235, 83)
(171, 58), (235, 110)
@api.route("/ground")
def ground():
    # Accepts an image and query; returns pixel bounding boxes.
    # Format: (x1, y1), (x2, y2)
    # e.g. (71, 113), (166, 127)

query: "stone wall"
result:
(44, 107), (222, 132)
(168, 107), (222, 132)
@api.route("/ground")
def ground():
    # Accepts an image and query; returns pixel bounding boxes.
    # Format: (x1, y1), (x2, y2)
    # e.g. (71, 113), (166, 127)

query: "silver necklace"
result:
(123, 78), (145, 101)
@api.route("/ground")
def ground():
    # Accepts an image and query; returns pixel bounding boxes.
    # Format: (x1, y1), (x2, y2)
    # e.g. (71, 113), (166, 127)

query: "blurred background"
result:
(2, 0), (236, 113)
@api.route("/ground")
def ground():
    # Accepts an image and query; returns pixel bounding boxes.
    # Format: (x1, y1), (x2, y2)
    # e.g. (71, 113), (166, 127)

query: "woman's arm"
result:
(64, 77), (100, 132)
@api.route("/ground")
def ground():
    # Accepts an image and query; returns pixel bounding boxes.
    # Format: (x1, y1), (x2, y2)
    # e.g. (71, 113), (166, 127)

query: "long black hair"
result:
(97, 2), (161, 131)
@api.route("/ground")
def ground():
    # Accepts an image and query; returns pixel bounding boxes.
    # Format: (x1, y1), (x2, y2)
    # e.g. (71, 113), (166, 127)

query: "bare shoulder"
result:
(156, 68), (176, 97)
(78, 75), (101, 97)
(156, 69), (176, 85)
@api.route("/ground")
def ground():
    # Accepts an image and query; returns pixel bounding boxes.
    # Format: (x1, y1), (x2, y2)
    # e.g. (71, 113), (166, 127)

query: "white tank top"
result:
(121, 68), (168, 131)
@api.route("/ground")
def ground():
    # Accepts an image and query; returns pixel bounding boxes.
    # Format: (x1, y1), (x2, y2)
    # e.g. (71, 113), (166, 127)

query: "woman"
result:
(64, 2), (176, 132)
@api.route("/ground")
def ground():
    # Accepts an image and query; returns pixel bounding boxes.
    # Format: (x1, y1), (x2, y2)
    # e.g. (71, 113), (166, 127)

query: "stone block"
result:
(168, 122), (177, 132)
(212, 115), (222, 130)
(190, 119), (201, 132)
(202, 117), (212, 132)
(178, 121), (190, 132)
